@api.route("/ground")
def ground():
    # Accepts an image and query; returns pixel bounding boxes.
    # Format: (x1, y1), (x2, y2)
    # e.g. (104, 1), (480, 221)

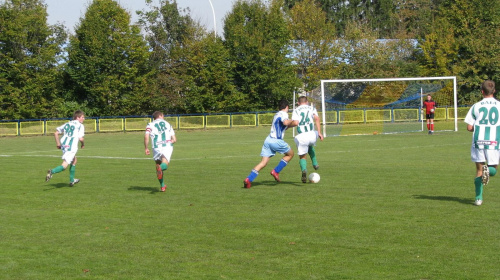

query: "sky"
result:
(42, 0), (234, 36)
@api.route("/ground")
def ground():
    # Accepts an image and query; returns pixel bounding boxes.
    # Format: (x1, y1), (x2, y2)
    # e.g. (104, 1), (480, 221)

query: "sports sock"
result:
(431, 124), (434, 131)
(474, 177), (483, 200)
(159, 178), (164, 187)
(160, 162), (168, 171)
(489, 166), (497, 177)
(69, 165), (76, 182)
(247, 169), (258, 182)
(308, 146), (318, 166)
(51, 165), (65, 174)
(274, 159), (288, 173)
(427, 124), (430, 130)
(299, 158), (307, 172)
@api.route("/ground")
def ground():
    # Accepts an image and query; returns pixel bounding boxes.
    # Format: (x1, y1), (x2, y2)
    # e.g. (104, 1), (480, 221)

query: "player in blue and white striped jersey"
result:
(244, 100), (296, 188)
(45, 110), (85, 186)
(464, 80), (500, 206)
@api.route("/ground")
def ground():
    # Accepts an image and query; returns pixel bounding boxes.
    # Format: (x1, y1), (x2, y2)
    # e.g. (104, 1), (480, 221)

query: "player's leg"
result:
(294, 136), (308, 182)
(308, 146), (319, 170)
(271, 142), (294, 182)
(483, 150), (500, 184)
(471, 147), (485, 205)
(69, 156), (80, 186)
(46, 154), (71, 182)
(430, 118), (434, 133)
(155, 159), (166, 191)
(245, 141), (273, 188)
(474, 162), (485, 205)
(244, 157), (271, 188)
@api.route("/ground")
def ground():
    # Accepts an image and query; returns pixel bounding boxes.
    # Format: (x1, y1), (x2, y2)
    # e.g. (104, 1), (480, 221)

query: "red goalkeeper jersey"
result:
(423, 100), (437, 114)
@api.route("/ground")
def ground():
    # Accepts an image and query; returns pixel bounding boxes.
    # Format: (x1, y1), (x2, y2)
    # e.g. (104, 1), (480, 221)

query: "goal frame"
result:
(319, 76), (458, 137)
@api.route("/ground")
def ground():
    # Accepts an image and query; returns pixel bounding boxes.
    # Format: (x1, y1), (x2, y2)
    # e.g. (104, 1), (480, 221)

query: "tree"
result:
(137, 0), (198, 114)
(224, 0), (300, 111)
(417, 0), (500, 101)
(0, 0), (67, 120)
(65, 0), (152, 116)
(287, 0), (342, 91)
(176, 36), (243, 113)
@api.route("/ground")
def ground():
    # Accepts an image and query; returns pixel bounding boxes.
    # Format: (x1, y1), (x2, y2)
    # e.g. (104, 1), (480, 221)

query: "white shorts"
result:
(61, 150), (77, 164)
(153, 144), (174, 162)
(294, 131), (318, 155)
(471, 144), (500, 165)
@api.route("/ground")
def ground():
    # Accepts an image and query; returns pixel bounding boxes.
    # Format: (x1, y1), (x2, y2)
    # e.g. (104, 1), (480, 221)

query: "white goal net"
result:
(309, 77), (458, 137)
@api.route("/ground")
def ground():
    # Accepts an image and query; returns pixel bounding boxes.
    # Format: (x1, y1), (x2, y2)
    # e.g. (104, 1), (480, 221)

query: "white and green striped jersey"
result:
(292, 104), (318, 134)
(56, 120), (85, 152)
(464, 97), (500, 150)
(146, 119), (175, 149)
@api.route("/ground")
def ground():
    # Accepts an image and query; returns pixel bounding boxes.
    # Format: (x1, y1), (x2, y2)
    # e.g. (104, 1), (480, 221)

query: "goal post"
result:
(318, 76), (458, 137)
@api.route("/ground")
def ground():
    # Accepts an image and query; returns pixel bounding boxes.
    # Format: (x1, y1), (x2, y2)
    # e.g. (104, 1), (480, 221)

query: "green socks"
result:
(489, 166), (497, 177)
(160, 163), (168, 171)
(158, 163), (168, 186)
(51, 165), (65, 174)
(474, 177), (483, 200)
(308, 146), (318, 166)
(299, 159), (307, 172)
(69, 165), (76, 182)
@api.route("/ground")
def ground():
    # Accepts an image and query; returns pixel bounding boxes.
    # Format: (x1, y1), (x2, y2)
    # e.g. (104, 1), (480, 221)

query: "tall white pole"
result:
(207, 0), (216, 38)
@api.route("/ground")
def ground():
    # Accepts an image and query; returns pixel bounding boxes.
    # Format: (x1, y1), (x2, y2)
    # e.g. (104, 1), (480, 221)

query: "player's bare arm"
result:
(314, 115), (324, 140)
(54, 130), (61, 149)
(288, 119), (299, 127)
(144, 133), (150, 155)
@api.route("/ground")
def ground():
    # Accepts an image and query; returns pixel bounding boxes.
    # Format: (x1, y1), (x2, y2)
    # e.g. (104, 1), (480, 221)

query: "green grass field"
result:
(1, 125), (500, 279)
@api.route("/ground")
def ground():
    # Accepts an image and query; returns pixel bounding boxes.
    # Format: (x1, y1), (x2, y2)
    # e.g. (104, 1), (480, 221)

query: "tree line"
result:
(1, 0), (498, 119)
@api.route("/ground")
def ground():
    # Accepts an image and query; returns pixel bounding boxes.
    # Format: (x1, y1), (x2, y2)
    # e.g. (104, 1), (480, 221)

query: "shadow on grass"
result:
(128, 186), (160, 194)
(43, 183), (71, 191)
(413, 194), (473, 205)
(243, 180), (305, 188)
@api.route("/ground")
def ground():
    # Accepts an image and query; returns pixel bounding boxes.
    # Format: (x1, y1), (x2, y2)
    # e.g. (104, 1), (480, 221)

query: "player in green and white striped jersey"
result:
(144, 111), (177, 192)
(464, 80), (500, 206)
(292, 96), (324, 183)
(45, 110), (85, 186)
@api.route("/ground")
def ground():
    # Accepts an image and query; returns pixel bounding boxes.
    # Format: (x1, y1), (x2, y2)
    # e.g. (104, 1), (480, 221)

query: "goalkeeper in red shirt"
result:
(423, 94), (437, 134)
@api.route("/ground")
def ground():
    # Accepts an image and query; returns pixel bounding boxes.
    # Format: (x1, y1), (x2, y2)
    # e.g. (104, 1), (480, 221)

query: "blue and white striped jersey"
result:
(269, 111), (289, 139)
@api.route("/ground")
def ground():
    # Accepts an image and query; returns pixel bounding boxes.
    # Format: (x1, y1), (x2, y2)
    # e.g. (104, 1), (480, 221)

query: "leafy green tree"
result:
(138, 0), (198, 114)
(0, 0), (66, 120)
(176, 36), (243, 113)
(287, 0), (342, 91)
(417, 0), (500, 100)
(65, 0), (152, 116)
(224, 0), (299, 111)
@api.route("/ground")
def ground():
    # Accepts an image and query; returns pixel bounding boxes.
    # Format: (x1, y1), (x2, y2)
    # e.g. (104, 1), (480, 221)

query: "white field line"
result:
(0, 142), (468, 160)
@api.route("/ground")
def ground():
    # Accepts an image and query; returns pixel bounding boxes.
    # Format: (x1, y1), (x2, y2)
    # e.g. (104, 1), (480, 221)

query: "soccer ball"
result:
(308, 172), (320, 183)
(430, 109), (435, 113)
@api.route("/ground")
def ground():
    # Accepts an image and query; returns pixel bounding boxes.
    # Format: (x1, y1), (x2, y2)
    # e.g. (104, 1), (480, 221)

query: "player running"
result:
(243, 99), (296, 188)
(45, 110), (85, 186)
(291, 95), (324, 183)
(144, 111), (177, 192)
(464, 80), (500, 206)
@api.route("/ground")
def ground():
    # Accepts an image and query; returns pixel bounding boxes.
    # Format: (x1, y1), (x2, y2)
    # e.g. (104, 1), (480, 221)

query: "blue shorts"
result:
(260, 136), (291, 157)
